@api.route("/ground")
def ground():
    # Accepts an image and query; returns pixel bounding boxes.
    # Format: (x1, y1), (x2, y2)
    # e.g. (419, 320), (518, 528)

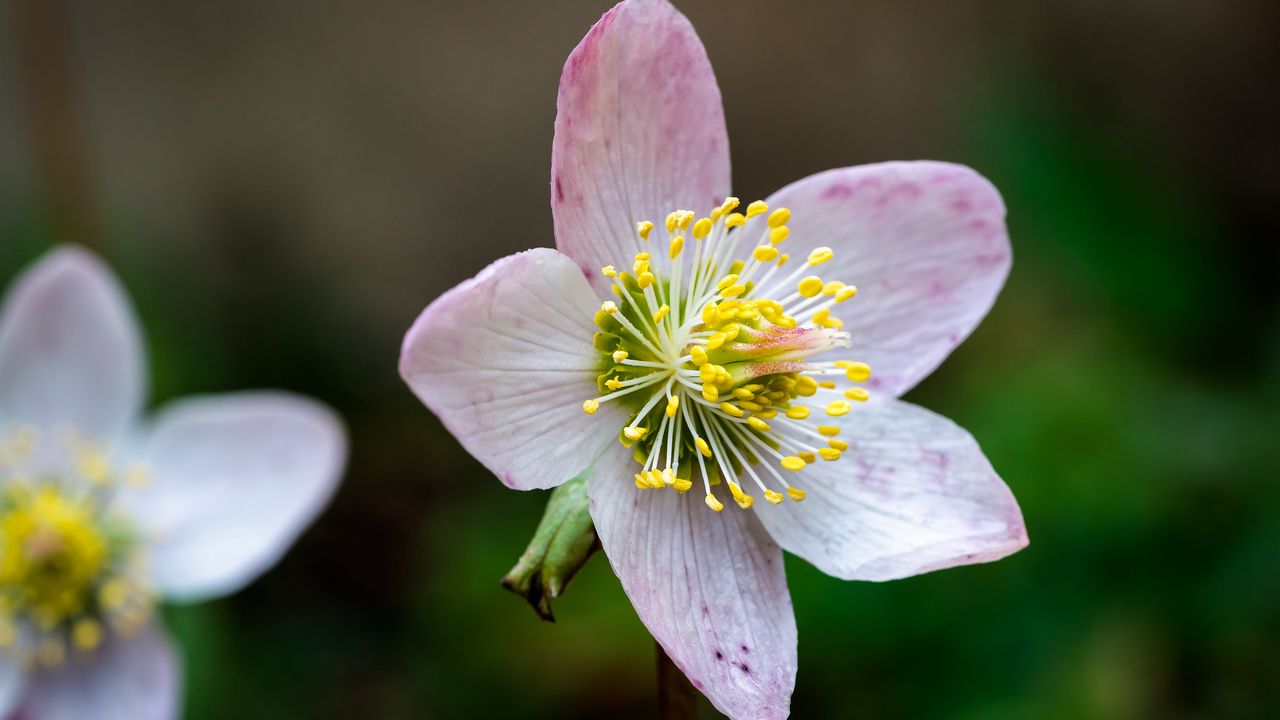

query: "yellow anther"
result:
(605, 377), (624, 391)
(582, 399), (600, 415)
(785, 406), (810, 420)
(665, 395), (680, 418)
(825, 401), (851, 416)
(691, 218), (713, 239)
(767, 208), (791, 227)
(764, 489), (784, 505)
(702, 302), (719, 325)
(695, 437), (712, 457)
(720, 197), (740, 214)
(822, 280), (845, 295)
(653, 304), (670, 323)
(720, 323), (741, 340)
(636, 220), (654, 240)
(72, 619), (103, 651)
(637, 271), (655, 288)
(672, 477), (693, 493)
(720, 402), (745, 418)
(669, 236), (685, 259)
(835, 286), (858, 302)
(818, 381), (836, 389)
(702, 385), (719, 402)
(777, 253), (791, 266)
(602, 265), (617, 277)
(786, 487), (807, 501)
(690, 345), (708, 365)
(780, 456), (806, 471)
(722, 284), (747, 298)
(634, 251), (650, 262)
(732, 388), (755, 400)
(623, 426), (648, 440)
(844, 362), (872, 382)
(705, 332), (727, 350)
(738, 400), (763, 413)
(612, 350), (629, 363)
(747, 417), (770, 432)
(727, 481), (754, 509)
(845, 387), (870, 402)
(757, 408), (778, 419)
(753, 246), (780, 262)
(798, 451), (817, 464)
(678, 211), (695, 230)
(769, 226), (790, 245)
(716, 274), (739, 291)
(795, 375), (819, 396)
(807, 247), (834, 265)
(747, 200), (769, 218)
(829, 439), (849, 451)
(724, 212), (746, 228)
(665, 211), (681, 233)
(819, 447), (842, 461)
(818, 425), (840, 437)
(705, 493), (725, 512)
(797, 276), (824, 298)
(601, 301), (619, 314)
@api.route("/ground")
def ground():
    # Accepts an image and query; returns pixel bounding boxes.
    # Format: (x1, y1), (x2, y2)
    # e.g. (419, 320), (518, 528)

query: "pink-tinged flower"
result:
(0, 247), (346, 719)
(400, 1), (1026, 717)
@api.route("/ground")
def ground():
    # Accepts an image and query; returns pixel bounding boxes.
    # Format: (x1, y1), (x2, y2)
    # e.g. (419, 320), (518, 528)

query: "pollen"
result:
(581, 198), (870, 511)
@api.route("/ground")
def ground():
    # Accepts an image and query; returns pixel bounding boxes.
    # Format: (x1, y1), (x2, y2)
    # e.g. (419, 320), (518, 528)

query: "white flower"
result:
(0, 247), (346, 719)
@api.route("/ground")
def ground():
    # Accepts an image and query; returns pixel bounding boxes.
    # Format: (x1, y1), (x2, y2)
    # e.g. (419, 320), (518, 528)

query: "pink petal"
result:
(755, 400), (1027, 581)
(764, 162), (1011, 399)
(127, 392), (346, 602)
(23, 623), (179, 720)
(0, 246), (145, 446)
(552, 0), (731, 290)
(588, 449), (796, 720)
(400, 248), (624, 491)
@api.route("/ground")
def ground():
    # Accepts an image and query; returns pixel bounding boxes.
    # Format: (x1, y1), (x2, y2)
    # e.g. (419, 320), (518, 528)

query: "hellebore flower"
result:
(0, 247), (346, 719)
(400, 1), (1027, 717)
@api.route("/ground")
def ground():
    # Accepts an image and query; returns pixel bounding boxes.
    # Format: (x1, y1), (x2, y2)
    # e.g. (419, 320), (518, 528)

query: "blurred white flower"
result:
(0, 246), (346, 719)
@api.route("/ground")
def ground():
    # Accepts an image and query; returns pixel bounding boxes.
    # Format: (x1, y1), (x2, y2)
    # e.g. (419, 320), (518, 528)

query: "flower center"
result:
(0, 427), (152, 667)
(583, 198), (871, 512)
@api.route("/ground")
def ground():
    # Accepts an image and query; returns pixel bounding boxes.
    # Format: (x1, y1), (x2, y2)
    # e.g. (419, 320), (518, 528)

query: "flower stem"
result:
(656, 640), (697, 720)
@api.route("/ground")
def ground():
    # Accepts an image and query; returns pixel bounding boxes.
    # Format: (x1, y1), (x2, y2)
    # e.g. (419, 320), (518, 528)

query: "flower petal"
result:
(400, 248), (625, 491)
(0, 246), (145, 445)
(0, 659), (25, 717)
(755, 400), (1027, 581)
(22, 623), (179, 720)
(764, 162), (1011, 398)
(552, 0), (731, 289)
(588, 449), (796, 720)
(126, 392), (346, 602)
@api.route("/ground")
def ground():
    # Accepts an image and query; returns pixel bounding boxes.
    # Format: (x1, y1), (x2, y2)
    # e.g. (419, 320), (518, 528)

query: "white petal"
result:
(23, 624), (179, 720)
(0, 246), (145, 445)
(589, 448), (796, 720)
(399, 248), (626, 491)
(127, 392), (346, 602)
(552, 0), (732, 290)
(764, 162), (1011, 399)
(756, 400), (1027, 581)
(0, 658), (26, 717)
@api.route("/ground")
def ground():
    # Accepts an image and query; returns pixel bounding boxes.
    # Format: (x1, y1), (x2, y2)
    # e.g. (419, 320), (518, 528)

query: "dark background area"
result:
(2, 1), (1278, 717)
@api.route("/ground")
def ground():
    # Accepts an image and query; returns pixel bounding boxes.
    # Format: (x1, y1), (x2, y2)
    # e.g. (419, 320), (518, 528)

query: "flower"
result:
(399, 0), (1027, 717)
(0, 247), (346, 719)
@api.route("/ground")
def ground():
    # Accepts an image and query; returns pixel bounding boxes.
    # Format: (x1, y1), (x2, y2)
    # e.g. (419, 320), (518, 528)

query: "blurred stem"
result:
(657, 640), (697, 720)
(15, 0), (104, 251)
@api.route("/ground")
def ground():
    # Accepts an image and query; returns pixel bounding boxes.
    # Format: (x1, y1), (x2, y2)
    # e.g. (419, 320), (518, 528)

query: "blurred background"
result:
(1, 0), (1277, 717)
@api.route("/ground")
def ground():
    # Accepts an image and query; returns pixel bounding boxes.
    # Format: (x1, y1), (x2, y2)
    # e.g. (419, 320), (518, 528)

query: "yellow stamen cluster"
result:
(583, 197), (874, 512)
(0, 427), (153, 667)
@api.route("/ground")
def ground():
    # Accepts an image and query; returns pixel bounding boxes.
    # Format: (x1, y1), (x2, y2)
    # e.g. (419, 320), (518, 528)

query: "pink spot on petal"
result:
(821, 182), (854, 201)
